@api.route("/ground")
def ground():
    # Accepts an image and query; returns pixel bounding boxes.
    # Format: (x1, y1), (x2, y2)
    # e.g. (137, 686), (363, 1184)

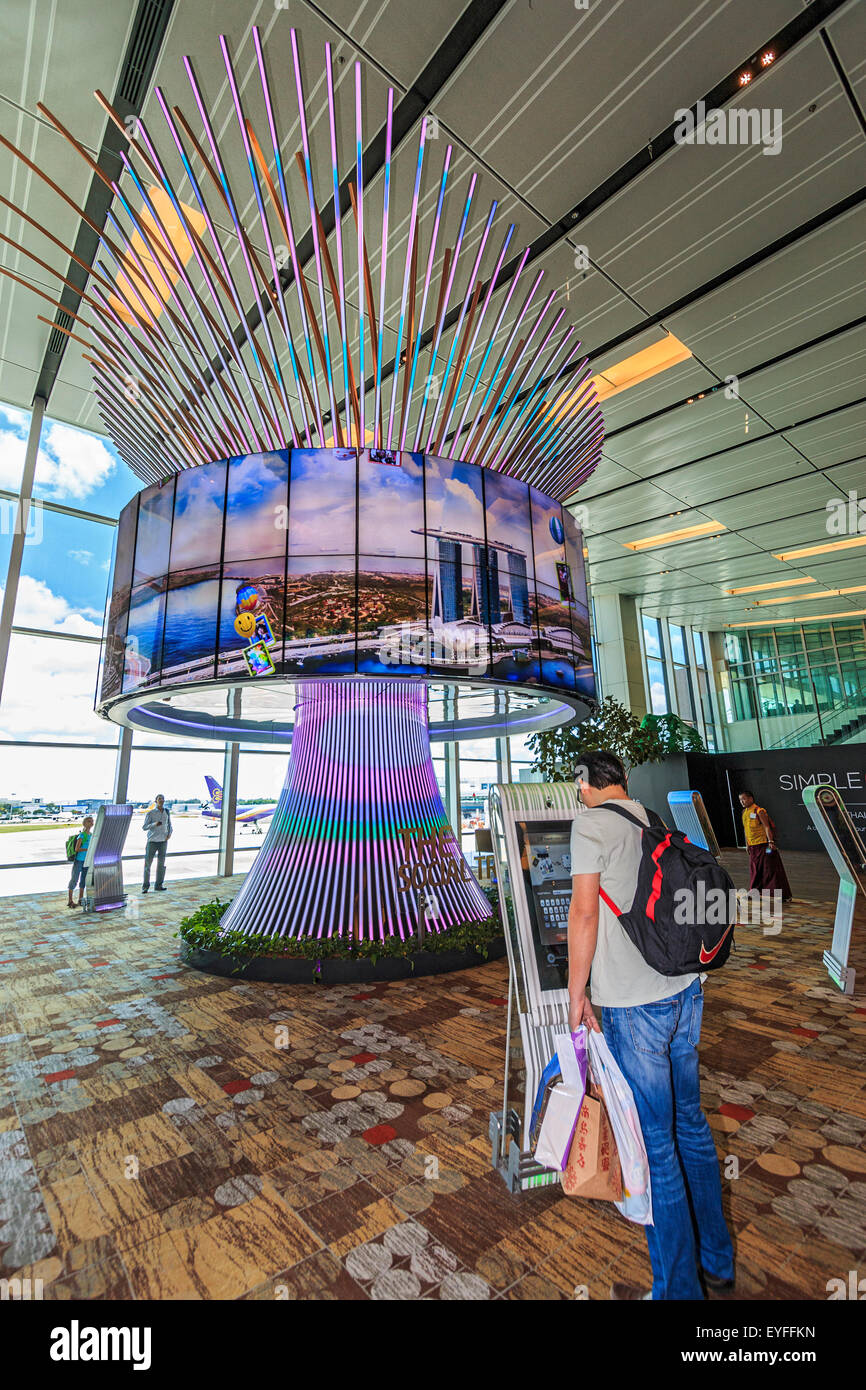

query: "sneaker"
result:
(610, 1282), (652, 1300)
(142, 885), (149, 894)
(701, 1269), (735, 1292)
(154, 885), (166, 892)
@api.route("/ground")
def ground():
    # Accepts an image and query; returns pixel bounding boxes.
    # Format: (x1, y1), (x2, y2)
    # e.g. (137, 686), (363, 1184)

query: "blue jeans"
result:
(68, 860), (87, 893)
(602, 978), (734, 1300)
(143, 840), (166, 889)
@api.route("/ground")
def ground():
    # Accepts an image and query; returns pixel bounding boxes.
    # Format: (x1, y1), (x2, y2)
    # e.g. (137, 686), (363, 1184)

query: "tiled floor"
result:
(1, 863), (865, 1300)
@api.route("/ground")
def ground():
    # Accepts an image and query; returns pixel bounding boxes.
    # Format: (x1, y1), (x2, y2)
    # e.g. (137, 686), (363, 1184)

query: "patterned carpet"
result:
(1, 869), (865, 1301)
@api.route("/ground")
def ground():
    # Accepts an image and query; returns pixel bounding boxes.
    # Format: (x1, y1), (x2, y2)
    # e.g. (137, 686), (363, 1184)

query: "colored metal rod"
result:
(386, 122), (427, 448)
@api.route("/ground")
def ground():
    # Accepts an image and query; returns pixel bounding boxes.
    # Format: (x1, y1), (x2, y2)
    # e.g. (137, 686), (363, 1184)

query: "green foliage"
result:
(175, 890), (503, 969)
(527, 694), (667, 780)
(639, 712), (705, 753)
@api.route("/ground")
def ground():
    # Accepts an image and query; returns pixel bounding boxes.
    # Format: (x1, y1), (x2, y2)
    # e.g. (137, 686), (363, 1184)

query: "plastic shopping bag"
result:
(530, 1030), (588, 1172)
(587, 1029), (653, 1226)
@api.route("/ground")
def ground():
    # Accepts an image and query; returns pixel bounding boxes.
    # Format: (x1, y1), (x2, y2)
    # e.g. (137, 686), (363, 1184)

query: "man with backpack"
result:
(566, 750), (734, 1301)
(66, 815), (94, 908)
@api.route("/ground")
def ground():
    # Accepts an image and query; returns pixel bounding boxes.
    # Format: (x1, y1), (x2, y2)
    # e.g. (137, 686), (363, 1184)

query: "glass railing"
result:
(765, 697), (866, 750)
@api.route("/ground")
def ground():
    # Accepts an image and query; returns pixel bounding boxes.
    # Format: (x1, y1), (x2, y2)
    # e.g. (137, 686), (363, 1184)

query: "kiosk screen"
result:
(516, 820), (573, 991)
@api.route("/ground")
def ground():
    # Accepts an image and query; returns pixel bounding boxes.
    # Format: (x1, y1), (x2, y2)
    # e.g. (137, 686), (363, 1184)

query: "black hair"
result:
(739, 788), (753, 797)
(579, 750), (628, 790)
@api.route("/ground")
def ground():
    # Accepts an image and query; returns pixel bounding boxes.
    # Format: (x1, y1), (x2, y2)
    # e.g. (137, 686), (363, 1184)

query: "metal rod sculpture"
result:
(1, 25), (603, 498)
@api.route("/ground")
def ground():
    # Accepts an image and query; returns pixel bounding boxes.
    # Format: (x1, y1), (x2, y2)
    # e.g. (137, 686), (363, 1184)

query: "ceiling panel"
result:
(651, 436), (812, 507)
(601, 391), (770, 476)
(579, 37), (864, 314)
(709, 473), (845, 530)
(741, 323), (866, 427)
(434, 0), (801, 223)
(781, 402), (866, 468)
(666, 205), (866, 378)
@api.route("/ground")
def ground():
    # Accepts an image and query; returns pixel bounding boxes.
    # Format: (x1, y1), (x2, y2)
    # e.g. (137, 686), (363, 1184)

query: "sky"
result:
(0, 401), (132, 796)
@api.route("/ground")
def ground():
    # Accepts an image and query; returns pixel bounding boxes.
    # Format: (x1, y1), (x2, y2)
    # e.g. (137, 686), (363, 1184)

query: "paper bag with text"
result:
(560, 1085), (623, 1201)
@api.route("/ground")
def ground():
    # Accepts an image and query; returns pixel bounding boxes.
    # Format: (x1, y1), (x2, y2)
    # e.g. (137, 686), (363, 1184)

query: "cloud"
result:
(0, 415), (116, 501)
(2, 575), (103, 638)
(0, 624), (109, 743)
(68, 549), (94, 566)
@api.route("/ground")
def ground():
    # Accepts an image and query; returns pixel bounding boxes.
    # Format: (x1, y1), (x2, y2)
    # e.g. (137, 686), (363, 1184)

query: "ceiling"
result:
(1, 0), (864, 633)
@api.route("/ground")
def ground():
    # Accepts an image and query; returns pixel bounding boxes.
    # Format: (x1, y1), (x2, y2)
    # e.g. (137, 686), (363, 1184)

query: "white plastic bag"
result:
(532, 1031), (588, 1172)
(587, 1029), (653, 1226)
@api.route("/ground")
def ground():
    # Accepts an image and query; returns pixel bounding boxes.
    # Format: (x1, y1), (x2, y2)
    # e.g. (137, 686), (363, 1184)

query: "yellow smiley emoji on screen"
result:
(234, 611), (256, 639)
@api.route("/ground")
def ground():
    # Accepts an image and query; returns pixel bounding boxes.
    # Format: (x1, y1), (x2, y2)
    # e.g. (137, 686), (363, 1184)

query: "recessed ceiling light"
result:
(109, 186), (206, 324)
(773, 536), (866, 561)
(761, 51), (775, 67)
(623, 520), (726, 551)
(724, 576), (816, 594)
(727, 609), (866, 628)
(739, 71), (752, 85)
(751, 584), (866, 606)
(588, 333), (692, 406)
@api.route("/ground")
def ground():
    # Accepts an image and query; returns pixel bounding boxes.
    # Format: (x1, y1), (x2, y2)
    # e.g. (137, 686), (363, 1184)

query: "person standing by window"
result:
(142, 794), (172, 894)
(67, 815), (94, 908)
(738, 791), (792, 902)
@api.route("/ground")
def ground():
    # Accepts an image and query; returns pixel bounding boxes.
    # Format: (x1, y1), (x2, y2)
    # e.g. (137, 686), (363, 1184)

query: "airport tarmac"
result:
(0, 814), (264, 897)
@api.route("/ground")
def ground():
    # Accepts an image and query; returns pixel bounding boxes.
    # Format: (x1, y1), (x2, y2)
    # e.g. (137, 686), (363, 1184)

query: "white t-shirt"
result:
(569, 798), (698, 1008)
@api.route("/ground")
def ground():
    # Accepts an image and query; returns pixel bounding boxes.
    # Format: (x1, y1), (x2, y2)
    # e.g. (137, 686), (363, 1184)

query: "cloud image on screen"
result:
(423, 456), (489, 668)
(289, 447), (356, 555)
(482, 470), (538, 683)
(284, 555), (356, 674)
(217, 560), (287, 678)
(357, 555), (429, 676)
(562, 505), (595, 701)
(358, 449), (424, 556)
(424, 455), (485, 564)
(160, 570), (221, 686)
(123, 580), (166, 693)
(223, 450), (290, 563)
(101, 497), (137, 703)
(529, 486), (566, 592)
(170, 460), (227, 572)
(535, 582), (577, 693)
(133, 479), (175, 586)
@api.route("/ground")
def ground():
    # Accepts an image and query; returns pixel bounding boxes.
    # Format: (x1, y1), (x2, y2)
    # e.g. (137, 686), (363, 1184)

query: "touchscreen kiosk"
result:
(488, 780), (582, 1191)
(667, 789), (721, 857)
(803, 784), (866, 995)
(81, 803), (134, 914)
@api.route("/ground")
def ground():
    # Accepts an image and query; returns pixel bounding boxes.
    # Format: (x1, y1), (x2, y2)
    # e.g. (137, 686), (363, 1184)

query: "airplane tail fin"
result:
(204, 775), (222, 806)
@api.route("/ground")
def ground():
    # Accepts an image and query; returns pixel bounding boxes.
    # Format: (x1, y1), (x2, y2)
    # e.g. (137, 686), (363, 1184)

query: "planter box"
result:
(180, 936), (506, 984)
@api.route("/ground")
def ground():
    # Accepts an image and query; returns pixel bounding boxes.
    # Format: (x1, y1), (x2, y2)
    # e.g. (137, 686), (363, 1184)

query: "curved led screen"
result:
(98, 448), (594, 709)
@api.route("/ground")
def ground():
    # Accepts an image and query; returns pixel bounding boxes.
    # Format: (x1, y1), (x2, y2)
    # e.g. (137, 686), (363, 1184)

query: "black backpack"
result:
(596, 803), (736, 975)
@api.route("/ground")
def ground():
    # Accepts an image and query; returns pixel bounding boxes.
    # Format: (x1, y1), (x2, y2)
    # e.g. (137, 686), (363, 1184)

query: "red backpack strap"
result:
(598, 885), (621, 916)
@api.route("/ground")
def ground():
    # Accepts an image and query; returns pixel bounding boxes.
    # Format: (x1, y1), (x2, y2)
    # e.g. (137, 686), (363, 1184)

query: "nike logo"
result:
(699, 922), (734, 965)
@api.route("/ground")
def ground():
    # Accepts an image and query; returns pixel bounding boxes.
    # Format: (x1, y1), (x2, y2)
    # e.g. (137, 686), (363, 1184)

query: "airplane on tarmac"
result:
(200, 776), (277, 833)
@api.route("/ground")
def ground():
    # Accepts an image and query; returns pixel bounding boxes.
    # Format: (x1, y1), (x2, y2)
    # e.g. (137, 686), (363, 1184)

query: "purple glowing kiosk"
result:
(8, 27), (603, 961)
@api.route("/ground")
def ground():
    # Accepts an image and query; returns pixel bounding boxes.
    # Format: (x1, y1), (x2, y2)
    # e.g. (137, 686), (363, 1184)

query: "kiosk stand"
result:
(82, 804), (133, 914)
(667, 790), (721, 856)
(803, 785), (866, 995)
(487, 781), (582, 1191)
